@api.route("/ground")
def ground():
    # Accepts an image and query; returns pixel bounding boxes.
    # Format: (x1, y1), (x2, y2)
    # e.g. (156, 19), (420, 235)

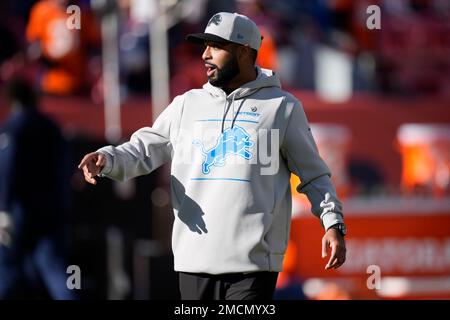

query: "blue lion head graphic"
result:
(193, 125), (254, 174)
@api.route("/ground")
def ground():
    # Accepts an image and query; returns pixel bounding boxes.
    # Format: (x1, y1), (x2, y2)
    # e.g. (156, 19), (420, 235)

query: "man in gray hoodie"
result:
(79, 12), (347, 300)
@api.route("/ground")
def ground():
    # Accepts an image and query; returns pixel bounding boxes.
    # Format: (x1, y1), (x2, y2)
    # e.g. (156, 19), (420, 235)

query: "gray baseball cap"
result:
(186, 12), (262, 51)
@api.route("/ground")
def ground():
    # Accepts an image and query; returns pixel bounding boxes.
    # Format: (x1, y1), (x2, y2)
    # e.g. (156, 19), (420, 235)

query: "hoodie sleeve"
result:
(280, 99), (344, 230)
(96, 95), (183, 182)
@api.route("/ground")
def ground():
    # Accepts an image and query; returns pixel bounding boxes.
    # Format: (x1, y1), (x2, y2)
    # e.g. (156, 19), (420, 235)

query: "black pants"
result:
(178, 271), (279, 300)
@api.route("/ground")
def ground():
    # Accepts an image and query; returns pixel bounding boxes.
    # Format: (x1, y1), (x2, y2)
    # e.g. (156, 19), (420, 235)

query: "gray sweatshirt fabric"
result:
(97, 67), (344, 274)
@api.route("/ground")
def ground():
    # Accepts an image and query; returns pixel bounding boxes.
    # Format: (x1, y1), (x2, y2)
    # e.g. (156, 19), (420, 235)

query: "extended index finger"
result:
(325, 243), (337, 269)
(78, 154), (93, 169)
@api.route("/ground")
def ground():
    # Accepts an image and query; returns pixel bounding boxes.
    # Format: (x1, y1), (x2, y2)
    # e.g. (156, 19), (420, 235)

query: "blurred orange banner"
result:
(290, 197), (450, 299)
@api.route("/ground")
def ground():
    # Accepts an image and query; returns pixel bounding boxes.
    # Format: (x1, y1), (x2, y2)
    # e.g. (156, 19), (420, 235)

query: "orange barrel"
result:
(397, 124), (450, 197)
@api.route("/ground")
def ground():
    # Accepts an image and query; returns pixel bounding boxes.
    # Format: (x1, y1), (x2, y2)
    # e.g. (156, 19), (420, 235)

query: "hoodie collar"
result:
(203, 66), (281, 100)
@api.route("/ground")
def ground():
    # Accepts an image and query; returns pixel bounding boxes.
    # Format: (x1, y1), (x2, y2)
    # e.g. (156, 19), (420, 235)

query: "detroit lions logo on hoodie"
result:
(192, 125), (254, 174)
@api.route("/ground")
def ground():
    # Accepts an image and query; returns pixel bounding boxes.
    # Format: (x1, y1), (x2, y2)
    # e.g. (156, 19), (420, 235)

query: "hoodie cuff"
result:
(97, 150), (113, 177)
(321, 212), (344, 231)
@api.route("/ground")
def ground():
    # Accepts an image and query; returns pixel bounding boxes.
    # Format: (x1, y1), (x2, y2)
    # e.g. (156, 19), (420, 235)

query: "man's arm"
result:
(79, 95), (183, 183)
(281, 99), (346, 269)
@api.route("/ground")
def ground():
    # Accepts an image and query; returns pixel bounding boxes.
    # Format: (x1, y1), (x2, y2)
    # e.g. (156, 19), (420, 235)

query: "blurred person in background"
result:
(0, 77), (75, 299)
(78, 12), (347, 300)
(26, 0), (100, 95)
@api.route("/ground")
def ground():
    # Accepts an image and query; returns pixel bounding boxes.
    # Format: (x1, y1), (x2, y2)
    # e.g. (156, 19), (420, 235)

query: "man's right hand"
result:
(78, 152), (106, 185)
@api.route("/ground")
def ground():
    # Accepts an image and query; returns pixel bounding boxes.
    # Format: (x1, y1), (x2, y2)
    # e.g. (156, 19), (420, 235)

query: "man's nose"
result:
(202, 46), (211, 61)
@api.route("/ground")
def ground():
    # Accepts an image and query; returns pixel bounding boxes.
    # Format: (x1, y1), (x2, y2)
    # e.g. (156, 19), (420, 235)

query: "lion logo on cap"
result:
(207, 14), (222, 27)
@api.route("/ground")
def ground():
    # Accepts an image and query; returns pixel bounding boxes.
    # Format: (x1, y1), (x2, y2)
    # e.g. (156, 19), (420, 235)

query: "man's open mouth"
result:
(205, 64), (217, 77)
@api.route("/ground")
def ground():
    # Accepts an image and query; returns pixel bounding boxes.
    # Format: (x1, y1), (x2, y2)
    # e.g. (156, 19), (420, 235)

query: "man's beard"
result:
(208, 55), (240, 88)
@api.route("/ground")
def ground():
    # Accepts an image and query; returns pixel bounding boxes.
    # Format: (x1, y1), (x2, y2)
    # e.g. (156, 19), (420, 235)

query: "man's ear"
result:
(238, 45), (251, 61)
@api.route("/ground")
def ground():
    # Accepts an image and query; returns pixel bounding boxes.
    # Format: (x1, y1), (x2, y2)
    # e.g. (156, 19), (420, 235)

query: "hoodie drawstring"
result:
(221, 98), (229, 134)
(221, 92), (248, 133)
(221, 92), (237, 133)
(231, 99), (244, 130)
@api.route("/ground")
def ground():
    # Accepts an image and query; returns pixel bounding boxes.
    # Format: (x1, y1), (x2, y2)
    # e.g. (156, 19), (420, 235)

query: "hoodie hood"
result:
(203, 67), (281, 99)
(203, 67), (281, 133)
